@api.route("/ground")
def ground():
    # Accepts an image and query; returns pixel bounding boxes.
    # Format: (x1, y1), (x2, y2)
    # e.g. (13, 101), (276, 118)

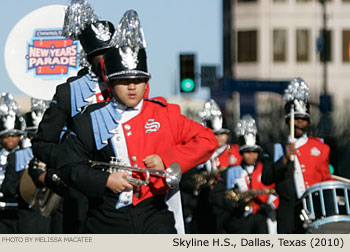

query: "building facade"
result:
(233, 0), (350, 107)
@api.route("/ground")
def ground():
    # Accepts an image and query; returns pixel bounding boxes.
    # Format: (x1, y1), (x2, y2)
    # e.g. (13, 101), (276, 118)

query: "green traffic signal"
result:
(180, 78), (195, 92)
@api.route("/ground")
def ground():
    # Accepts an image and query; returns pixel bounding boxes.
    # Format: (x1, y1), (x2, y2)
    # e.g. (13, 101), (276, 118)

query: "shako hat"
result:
(0, 93), (25, 137)
(235, 115), (262, 153)
(283, 77), (310, 120)
(24, 98), (50, 135)
(62, 0), (115, 58)
(103, 10), (151, 81)
(199, 99), (229, 135)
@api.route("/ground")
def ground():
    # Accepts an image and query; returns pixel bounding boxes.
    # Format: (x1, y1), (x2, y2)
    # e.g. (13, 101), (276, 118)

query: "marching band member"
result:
(209, 115), (278, 234)
(0, 93), (25, 233)
(199, 100), (242, 176)
(187, 99), (241, 233)
(261, 77), (332, 234)
(1, 98), (51, 233)
(30, 0), (115, 233)
(55, 9), (218, 234)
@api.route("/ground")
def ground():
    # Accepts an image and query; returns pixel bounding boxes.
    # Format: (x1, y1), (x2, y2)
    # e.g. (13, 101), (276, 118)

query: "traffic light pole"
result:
(320, 0), (327, 95)
(223, 0), (233, 79)
(317, 0), (333, 143)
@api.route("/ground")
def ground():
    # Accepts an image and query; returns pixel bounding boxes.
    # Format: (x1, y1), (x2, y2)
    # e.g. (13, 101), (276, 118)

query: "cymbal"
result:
(19, 168), (36, 205)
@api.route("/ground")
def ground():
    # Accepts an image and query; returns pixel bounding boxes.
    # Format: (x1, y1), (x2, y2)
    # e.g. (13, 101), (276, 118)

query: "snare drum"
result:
(301, 181), (350, 233)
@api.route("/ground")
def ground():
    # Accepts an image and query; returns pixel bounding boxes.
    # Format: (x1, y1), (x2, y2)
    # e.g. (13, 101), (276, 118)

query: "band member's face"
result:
(294, 118), (309, 138)
(242, 151), (258, 166)
(111, 78), (148, 107)
(0, 136), (21, 151)
(215, 133), (228, 147)
(90, 54), (104, 77)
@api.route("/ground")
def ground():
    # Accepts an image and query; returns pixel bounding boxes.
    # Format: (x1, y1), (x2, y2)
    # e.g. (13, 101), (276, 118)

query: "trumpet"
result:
(225, 188), (276, 202)
(89, 157), (182, 188)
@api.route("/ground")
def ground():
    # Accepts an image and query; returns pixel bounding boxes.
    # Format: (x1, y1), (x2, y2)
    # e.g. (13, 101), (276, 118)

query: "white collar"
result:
(294, 133), (308, 149)
(245, 165), (255, 175)
(112, 98), (143, 112)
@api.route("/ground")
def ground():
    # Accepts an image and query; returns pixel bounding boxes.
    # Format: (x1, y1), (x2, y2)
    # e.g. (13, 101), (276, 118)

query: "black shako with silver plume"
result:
(283, 77), (310, 120)
(62, 0), (115, 58)
(103, 10), (151, 80)
(0, 93), (25, 137)
(24, 98), (50, 134)
(199, 99), (229, 134)
(235, 115), (261, 153)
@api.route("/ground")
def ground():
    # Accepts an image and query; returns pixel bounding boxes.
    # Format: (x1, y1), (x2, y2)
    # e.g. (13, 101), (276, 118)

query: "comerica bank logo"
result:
(26, 29), (78, 76)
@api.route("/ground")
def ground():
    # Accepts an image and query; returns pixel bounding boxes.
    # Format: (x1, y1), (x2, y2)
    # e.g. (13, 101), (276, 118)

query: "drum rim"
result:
(303, 181), (350, 195)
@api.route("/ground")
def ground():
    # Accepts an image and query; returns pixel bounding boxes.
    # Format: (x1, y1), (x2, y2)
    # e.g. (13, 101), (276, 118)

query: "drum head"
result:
(308, 216), (350, 234)
(19, 168), (37, 205)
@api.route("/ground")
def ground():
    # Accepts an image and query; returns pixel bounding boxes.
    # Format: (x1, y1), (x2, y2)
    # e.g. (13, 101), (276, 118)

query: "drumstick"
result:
(331, 175), (350, 184)
(290, 104), (295, 161)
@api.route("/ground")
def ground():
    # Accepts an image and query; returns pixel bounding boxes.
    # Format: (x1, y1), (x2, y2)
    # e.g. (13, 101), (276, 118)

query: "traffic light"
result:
(179, 54), (196, 93)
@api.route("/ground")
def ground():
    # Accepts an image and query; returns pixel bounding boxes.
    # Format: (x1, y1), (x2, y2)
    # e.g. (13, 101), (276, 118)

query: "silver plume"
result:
(62, 0), (99, 40)
(283, 77), (310, 102)
(110, 9), (146, 49)
(235, 115), (258, 137)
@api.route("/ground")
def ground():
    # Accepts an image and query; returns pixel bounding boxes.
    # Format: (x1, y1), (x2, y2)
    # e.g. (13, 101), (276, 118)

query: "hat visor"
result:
(239, 145), (262, 153)
(285, 112), (310, 120)
(87, 45), (113, 58)
(285, 112), (310, 119)
(214, 129), (230, 135)
(107, 70), (151, 80)
(0, 129), (23, 137)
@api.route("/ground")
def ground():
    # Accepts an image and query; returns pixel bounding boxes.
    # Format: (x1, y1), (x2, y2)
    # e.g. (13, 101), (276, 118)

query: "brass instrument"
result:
(225, 188), (276, 212)
(20, 159), (62, 217)
(193, 170), (220, 187)
(192, 167), (227, 188)
(90, 157), (182, 188)
(225, 188), (276, 202)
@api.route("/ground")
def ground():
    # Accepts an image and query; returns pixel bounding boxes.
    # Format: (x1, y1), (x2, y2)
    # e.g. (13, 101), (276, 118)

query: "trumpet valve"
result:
(110, 156), (121, 165)
(144, 170), (150, 185)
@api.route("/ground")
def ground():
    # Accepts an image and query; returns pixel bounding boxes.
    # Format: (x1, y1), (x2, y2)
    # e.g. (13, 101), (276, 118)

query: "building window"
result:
(273, 29), (287, 62)
(342, 30), (350, 63)
(296, 29), (310, 62)
(237, 30), (257, 63)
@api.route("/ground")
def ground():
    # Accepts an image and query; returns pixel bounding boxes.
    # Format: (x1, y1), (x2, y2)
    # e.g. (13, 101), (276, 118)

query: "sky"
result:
(0, 0), (222, 99)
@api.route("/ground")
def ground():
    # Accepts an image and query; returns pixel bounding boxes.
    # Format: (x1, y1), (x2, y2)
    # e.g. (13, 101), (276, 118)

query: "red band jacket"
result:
(214, 144), (242, 170)
(225, 162), (278, 214)
(55, 97), (218, 207)
(261, 136), (331, 234)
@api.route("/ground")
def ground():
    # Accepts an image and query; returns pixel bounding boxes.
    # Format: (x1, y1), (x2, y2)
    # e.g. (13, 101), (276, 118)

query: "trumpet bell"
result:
(165, 162), (182, 188)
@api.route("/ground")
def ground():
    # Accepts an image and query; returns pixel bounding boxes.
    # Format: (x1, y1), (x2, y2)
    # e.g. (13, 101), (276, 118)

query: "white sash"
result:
(292, 134), (308, 199)
(166, 186), (185, 234)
